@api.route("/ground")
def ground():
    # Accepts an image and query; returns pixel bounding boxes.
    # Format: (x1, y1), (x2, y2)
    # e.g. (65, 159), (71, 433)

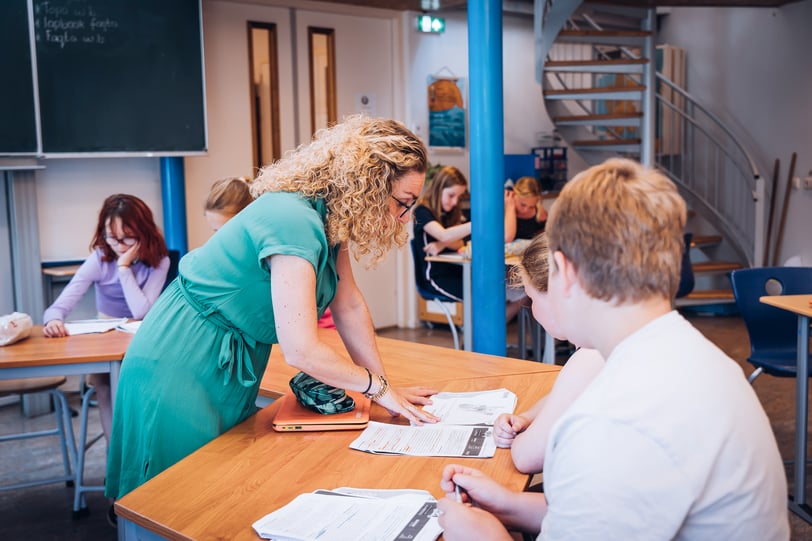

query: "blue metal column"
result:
(159, 157), (189, 255)
(468, 0), (506, 355)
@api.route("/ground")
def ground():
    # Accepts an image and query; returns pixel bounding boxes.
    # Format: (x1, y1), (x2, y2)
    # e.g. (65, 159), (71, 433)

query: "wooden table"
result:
(0, 326), (133, 514)
(258, 328), (559, 405)
(760, 294), (812, 522)
(116, 370), (560, 541)
(41, 262), (83, 306)
(0, 326), (132, 396)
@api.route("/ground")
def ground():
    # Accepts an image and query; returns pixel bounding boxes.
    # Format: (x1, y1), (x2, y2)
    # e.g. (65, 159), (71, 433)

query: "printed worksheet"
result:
(423, 389), (517, 425)
(349, 421), (496, 458)
(251, 489), (442, 541)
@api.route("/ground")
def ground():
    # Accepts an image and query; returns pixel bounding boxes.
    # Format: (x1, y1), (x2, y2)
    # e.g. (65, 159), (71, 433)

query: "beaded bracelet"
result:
(365, 375), (389, 402)
(362, 367), (373, 395)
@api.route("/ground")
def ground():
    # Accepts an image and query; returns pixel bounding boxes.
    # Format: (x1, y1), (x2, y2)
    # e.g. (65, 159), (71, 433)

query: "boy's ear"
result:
(553, 250), (579, 297)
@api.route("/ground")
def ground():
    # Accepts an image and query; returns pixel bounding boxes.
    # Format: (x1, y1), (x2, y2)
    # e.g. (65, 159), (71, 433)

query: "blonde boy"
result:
(438, 159), (789, 540)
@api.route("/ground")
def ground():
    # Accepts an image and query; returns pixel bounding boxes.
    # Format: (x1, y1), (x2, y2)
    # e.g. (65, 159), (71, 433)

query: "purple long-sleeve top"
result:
(43, 249), (170, 323)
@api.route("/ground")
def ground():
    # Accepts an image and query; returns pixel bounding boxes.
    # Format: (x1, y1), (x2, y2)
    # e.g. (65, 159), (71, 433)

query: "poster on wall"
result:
(428, 73), (466, 149)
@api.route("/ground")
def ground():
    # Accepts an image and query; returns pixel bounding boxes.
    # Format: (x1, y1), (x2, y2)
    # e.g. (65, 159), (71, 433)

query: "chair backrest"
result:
(730, 266), (812, 358)
(162, 249), (181, 292)
(675, 232), (695, 299)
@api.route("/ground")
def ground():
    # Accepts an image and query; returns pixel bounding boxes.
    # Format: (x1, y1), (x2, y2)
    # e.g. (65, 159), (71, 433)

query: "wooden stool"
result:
(0, 377), (77, 492)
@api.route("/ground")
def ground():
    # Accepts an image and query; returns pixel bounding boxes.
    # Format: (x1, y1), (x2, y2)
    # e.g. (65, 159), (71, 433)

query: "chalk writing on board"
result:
(34, 1), (119, 49)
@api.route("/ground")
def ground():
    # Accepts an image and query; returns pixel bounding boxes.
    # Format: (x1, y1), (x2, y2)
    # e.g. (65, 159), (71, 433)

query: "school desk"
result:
(258, 328), (560, 405)
(115, 369), (561, 541)
(0, 326), (133, 515)
(760, 294), (812, 523)
(0, 326), (131, 399)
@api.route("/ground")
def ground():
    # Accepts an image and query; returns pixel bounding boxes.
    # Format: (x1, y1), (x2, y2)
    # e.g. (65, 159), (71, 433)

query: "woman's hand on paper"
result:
(493, 413), (531, 448)
(377, 386), (439, 425)
(43, 319), (68, 338)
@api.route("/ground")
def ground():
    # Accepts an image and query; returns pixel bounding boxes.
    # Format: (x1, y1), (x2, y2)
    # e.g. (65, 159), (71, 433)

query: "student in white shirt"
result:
(437, 158), (789, 541)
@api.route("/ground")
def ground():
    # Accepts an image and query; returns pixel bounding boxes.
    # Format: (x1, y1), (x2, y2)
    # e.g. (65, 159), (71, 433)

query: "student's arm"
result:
(270, 251), (437, 424)
(504, 190), (517, 243)
(43, 255), (102, 337)
(423, 239), (465, 257)
(422, 219), (471, 244)
(438, 464), (547, 536)
(512, 348), (605, 473)
(117, 255), (170, 320)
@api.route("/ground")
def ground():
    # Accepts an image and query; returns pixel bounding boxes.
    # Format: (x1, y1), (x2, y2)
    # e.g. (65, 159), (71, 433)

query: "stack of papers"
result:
(64, 318), (128, 335)
(252, 488), (442, 541)
(349, 389), (516, 458)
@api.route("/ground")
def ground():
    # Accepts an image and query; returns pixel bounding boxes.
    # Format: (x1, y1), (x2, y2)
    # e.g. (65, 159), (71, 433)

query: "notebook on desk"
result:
(271, 391), (371, 432)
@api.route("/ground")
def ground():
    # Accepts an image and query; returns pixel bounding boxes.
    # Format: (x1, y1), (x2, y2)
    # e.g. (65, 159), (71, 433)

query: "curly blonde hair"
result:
(251, 116), (427, 263)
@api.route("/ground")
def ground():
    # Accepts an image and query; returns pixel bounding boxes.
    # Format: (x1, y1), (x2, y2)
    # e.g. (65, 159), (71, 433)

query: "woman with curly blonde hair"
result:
(106, 116), (439, 502)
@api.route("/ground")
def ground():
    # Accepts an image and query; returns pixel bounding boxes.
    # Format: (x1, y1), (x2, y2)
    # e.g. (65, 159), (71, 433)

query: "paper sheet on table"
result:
(64, 318), (128, 335)
(116, 320), (142, 334)
(251, 490), (442, 541)
(349, 421), (496, 457)
(423, 389), (517, 425)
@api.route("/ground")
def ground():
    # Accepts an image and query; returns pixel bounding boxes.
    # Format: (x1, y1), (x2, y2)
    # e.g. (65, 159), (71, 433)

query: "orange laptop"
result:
(271, 391), (371, 432)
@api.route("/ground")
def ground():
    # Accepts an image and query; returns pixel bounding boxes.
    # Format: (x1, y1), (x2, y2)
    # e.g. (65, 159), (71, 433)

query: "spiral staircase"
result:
(536, 0), (766, 308)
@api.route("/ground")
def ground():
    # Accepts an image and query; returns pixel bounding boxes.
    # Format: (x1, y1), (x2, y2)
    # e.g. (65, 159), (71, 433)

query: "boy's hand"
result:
(493, 413), (531, 448)
(43, 320), (68, 338)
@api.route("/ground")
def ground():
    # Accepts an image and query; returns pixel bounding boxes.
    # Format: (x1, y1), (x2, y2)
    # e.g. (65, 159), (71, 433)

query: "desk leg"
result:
(542, 330), (555, 365)
(110, 360), (121, 408)
(462, 262), (472, 351)
(119, 516), (167, 541)
(790, 315), (812, 522)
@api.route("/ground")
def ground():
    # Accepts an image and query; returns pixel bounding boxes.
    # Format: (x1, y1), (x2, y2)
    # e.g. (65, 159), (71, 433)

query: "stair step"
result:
(556, 29), (650, 46)
(558, 29), (651, 38)
(675, 289), (736, 307)
(692, 261), (743, 273)
(690, 235), (722, 248)
(544, 85), (645, 101)
(554, 112), (642, 127)
(545, 58), (647, 74)
(573, 138), (641, 148)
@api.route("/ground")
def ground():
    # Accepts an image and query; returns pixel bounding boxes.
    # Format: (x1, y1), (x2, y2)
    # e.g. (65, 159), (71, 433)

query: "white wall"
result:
(24, 3), (548, 328)
(659, 3), (812, 266)
(36, 158), (162, 261)
(405, 11), (554, 180)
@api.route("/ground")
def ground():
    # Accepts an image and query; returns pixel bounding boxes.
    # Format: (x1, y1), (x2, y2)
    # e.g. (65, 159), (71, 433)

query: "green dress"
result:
(105, 192), (339, 499)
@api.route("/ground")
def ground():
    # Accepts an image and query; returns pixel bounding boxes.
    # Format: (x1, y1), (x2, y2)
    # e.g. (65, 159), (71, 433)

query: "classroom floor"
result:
(1, 312), (811, 540)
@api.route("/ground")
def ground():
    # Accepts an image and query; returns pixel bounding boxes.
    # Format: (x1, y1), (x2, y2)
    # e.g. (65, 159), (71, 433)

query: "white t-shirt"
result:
(539, 311), (789, 541)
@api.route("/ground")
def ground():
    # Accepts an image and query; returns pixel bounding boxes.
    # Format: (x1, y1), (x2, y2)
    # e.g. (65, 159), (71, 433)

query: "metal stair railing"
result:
(536, 0), (764, 267)
(655, 74), (764, 267)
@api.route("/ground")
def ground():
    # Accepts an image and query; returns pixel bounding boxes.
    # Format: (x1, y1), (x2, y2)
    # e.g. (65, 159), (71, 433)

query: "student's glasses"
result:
(391, 196), (416, 219)
(104, 235), (138, 247)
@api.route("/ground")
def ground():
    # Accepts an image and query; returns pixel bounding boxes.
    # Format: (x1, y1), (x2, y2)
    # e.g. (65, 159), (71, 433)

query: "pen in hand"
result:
(455, 483), (463, 503)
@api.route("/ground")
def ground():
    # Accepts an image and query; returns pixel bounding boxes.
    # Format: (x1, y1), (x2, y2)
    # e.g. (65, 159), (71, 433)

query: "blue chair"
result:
(730, 267), (812, 384)
(162, 249), (181, 292)
(410, 240), (461, 350)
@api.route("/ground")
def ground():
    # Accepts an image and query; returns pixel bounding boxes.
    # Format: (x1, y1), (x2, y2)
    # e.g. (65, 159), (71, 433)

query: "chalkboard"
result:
(0, 0), (206, 155)
(0, 0), (38, 154)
